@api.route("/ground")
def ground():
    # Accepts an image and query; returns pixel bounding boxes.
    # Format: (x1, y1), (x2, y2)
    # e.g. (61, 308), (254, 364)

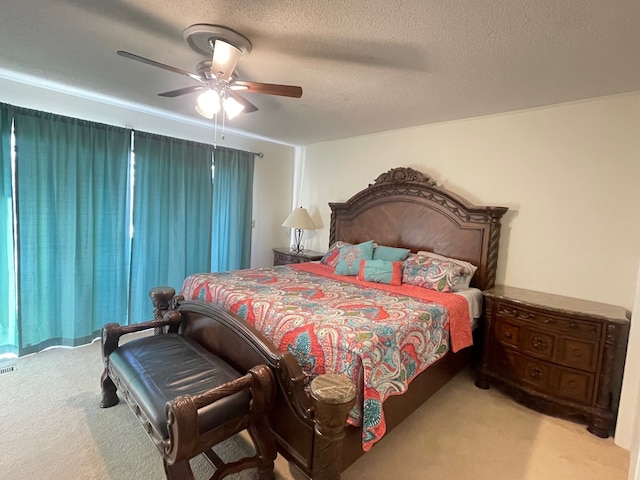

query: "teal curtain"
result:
(211, 147), (255, 272)
(129, 132), (213, 323)
(0, 103), (17, 364)
(13, 108), (131, 354)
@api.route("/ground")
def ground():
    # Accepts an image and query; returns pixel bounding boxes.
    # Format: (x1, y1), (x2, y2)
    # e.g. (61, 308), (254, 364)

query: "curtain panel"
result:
(0, 103), (17, 363)
(211, 147), (255, 272)
(13, 108), (131, 354)
(1, 103), (256, 355)
(128, 131), (213, 323)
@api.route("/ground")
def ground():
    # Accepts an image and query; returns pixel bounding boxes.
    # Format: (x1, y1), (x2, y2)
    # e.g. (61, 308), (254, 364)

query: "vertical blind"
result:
(0, 103), (255, 356)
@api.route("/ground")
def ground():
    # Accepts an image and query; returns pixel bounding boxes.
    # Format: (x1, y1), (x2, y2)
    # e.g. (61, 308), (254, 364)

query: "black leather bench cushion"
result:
(108, 334), (250, 440)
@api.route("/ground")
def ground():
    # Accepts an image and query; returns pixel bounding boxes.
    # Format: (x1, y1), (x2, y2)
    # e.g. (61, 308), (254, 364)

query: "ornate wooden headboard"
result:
(329, 167), (508, 291)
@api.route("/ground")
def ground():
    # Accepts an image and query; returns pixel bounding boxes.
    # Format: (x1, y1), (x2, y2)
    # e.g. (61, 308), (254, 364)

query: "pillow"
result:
(320, 241), (351, 268)
(402, 254), (471, 292)
(373, 245), (411, 262)
(334, 240), (375, 276)
(417, 251), (477, 291)
(357, 259), (402, 286)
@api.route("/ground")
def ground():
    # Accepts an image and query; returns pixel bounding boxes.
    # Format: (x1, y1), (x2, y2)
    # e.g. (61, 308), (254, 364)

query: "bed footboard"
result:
(149, 287), (357, 480)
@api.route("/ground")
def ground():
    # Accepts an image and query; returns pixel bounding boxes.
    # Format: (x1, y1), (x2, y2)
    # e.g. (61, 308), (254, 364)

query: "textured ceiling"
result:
(0, 0), (638, 145)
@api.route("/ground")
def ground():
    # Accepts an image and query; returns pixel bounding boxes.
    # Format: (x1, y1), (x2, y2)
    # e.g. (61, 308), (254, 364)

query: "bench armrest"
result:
(102, 287), (183, 367)
(163, 364), (275, 463)
(100, 310), (182, 361)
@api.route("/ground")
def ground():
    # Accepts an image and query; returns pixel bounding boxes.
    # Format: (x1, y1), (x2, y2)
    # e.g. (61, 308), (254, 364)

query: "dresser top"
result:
(484, 285), (629, 323)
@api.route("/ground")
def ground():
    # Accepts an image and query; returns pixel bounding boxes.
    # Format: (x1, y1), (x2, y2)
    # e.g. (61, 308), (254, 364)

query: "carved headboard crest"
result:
(371, 167), (437, 187)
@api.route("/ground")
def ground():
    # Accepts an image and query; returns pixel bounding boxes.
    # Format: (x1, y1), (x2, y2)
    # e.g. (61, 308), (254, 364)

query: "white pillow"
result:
(417, 251), (477, 291)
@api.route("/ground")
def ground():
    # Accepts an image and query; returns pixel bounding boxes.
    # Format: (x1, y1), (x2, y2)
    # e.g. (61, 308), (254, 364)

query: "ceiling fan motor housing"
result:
(183, 24), (252, 58)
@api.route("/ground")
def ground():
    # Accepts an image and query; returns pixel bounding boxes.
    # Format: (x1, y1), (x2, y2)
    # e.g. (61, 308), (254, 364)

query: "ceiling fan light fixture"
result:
(196, 89), (221, 117)
(194, 104), (214, 119)
(212, 39), (242, 81)
(223, 96), (245, 119)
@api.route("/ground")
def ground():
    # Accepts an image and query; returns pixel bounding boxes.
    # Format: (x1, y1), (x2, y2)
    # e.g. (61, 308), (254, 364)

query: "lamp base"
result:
(290, 228), (304, 253)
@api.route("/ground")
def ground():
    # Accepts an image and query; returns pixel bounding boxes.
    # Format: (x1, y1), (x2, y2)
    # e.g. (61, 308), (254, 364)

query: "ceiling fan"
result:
(117, 24), (303, 119)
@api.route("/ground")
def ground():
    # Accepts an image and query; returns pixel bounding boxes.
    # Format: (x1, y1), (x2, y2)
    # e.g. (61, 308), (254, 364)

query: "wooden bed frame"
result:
(149, 167), (508, 479)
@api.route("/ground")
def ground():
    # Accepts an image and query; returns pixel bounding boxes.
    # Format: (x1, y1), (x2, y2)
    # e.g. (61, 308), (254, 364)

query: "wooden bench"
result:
(99, 288), (277, 480)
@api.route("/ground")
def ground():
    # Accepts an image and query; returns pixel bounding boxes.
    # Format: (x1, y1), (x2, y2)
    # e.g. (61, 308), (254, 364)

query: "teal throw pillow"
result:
(373, 245), (411, 262)
(357, 259), (403, 286)
(334, 240), (375, 276)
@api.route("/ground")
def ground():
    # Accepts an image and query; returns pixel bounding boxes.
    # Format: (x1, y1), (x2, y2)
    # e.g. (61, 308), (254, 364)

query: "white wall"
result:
(0, 75), (295, 267)
(301, 92), (640, 312)
(620, 263), (640, 459)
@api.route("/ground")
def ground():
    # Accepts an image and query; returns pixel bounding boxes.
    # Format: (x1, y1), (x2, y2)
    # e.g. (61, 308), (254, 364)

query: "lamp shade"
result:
(196, 89), (221, 118)
(223, 95), (245, 119)
(212, 39), (242, 82)
(282, 207), (315, 230)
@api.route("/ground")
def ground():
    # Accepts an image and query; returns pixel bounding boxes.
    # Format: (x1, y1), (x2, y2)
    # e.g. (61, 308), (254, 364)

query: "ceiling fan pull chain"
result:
(213, 112), (218, 147)
(221, 94), (226, 140)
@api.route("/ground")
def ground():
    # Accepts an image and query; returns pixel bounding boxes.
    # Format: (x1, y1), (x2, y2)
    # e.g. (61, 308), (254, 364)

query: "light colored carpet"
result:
(0, 338), (629, 479)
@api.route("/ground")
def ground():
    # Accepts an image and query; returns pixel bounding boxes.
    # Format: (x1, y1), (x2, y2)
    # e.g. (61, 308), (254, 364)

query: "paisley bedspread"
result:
(180, 262), (472, 451)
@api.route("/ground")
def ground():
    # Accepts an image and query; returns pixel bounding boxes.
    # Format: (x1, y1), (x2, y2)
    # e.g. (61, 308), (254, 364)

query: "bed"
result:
(150, 167), (508, 479)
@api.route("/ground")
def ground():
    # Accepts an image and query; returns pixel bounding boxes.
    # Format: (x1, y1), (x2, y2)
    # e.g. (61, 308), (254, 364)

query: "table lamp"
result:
(282, 207), (315, 253)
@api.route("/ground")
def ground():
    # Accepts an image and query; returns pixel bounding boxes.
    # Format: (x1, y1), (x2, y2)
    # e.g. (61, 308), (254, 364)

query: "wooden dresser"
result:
(272, 247), (325, 266)
(475, 285), (629, 437)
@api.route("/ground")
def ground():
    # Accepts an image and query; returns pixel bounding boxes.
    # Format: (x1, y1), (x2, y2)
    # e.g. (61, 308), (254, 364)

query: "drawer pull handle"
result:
(531, 336), (549, 351)
(568, 380), (577, 388)
(504, 331), (512, 339)
(573, 349), (582, 357)
(520, 313), (535, 320)
(529, 366), (544, 380)
(569, 322), (578, 329)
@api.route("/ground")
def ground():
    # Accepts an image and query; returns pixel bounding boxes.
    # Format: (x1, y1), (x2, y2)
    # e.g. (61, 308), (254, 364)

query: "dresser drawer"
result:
(274, 251), (304, 265)
(517, 355), (594, 405)
(496, 301), (602, 341)
(273, 248), (325, 266)
(521, 357), (554, 393)
(490, 346), (520, 381)
(521, 328), (555, 362)
(556, 337), (598, 372)
(494, 319), (520, 348)
(555, 367), (594, 405)
(495, 316), (599, 372)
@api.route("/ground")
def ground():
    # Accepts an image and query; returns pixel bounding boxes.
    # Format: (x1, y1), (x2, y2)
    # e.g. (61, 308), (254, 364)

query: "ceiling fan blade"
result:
(232, 81), (303, 98)
(117, 50), (203, 82)
(227, 91), (259, 113)
(158, 85), (205, 97)
(211, 40), (242, 82)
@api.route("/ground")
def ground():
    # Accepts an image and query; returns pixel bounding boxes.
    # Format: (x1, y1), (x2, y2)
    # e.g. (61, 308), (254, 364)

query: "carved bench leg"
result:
(99, 369), (119, 408)
(163, 458), (195, 480)
(247, 416), (276, 480)
(100, 323), (122, 408)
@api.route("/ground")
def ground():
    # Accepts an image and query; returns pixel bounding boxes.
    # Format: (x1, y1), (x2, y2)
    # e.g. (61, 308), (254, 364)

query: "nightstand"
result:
(475, 285), (629, 438)
(273, 247), (325, 266)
